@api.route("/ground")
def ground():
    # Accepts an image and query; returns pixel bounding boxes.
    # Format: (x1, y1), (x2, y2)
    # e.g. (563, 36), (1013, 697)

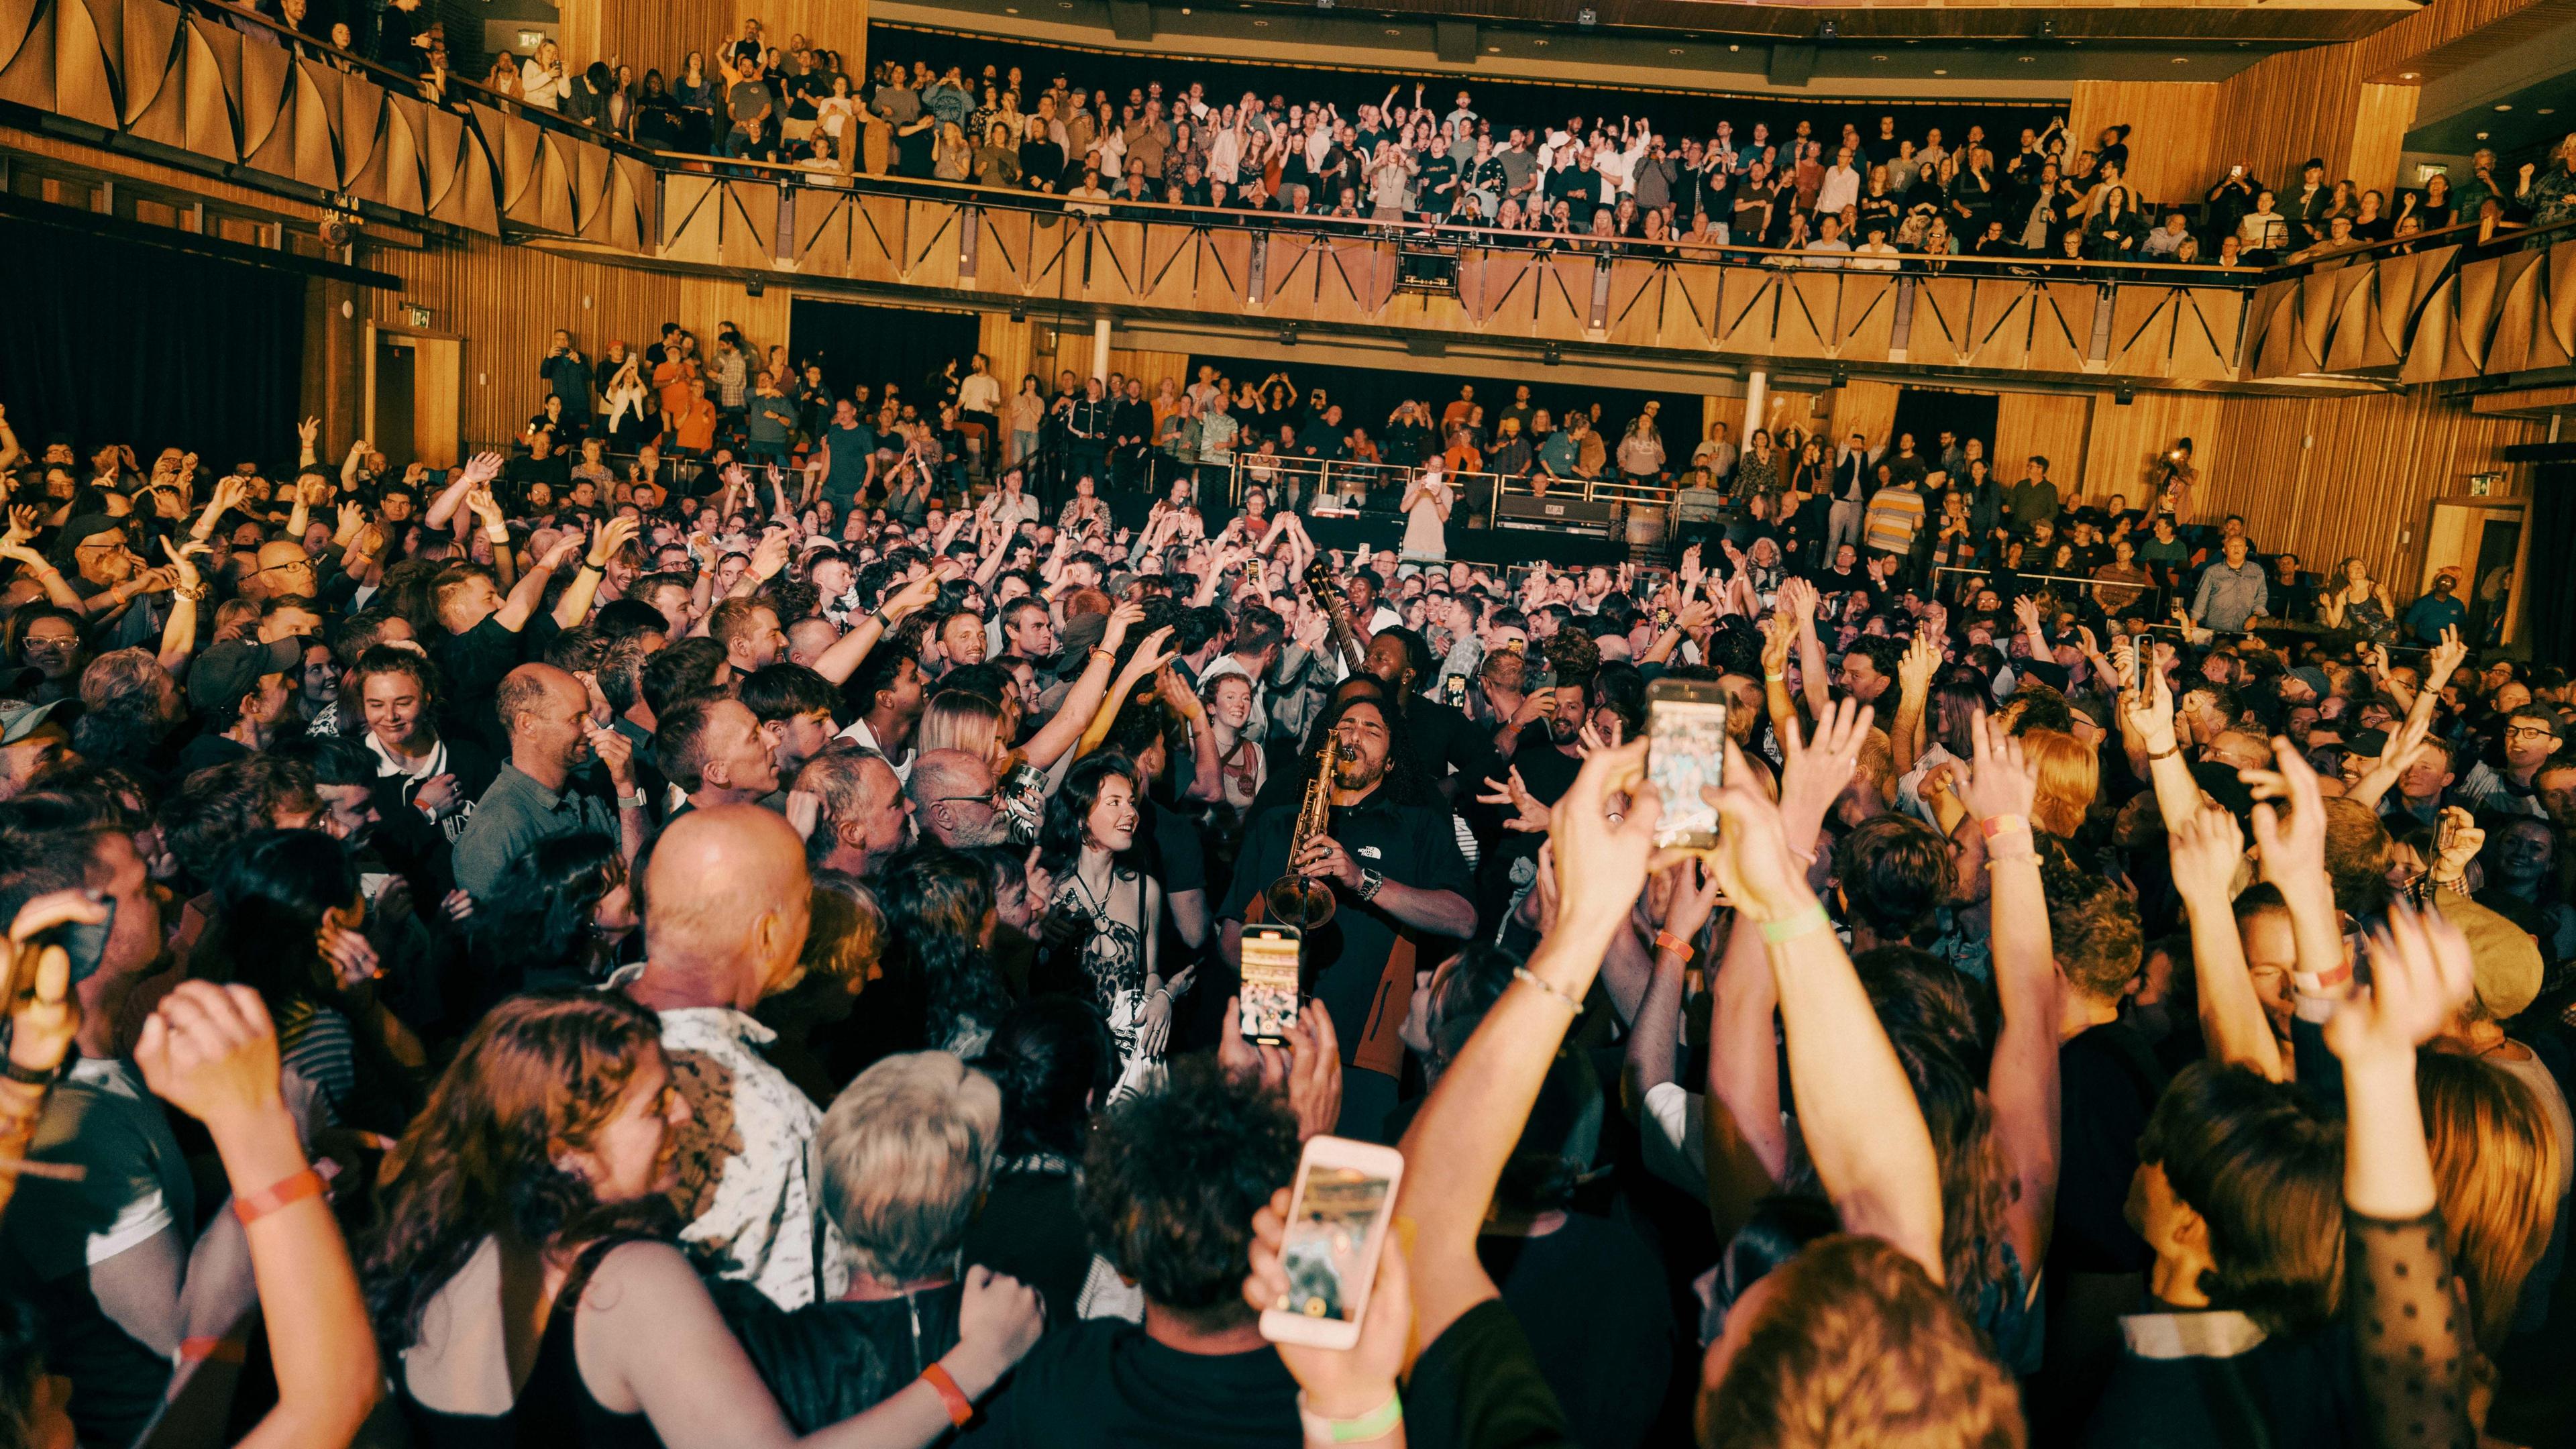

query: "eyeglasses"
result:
(926, 791), (998, 809)
(2504, 724), (2557, 742)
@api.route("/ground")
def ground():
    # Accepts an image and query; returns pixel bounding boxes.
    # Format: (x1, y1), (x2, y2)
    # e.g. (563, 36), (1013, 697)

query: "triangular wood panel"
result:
(1534, 255), (1593, 337)
(2450, 255), (2500, 372)
(903, 199), (961, 288)
(119, 0), (177, 129)
(288, 60), (337, 189)
(2483, 250), (2547, 375)
(337, 67), (381, 187)
(533, 133), (576, 235)
(52, 0), (117, 130)
(2171, 289), (2241, 382)
(1601, 260), (1665, 348)
(2324, 270), (2399, 372)
(794, 189), (851, 274)
(571, 136), (610, 238)
(179, 18), (235, 162)
(1835, 274), (1896, 360)
(1715, 271), (1782, 354)
(373, 94), (424, 213)
(2295, 266), (2344, 368)
(1456, 250), (1537, 326)
(0, 0), (42, 78)
(2029, 282), (2096, 374)
(1075, 220), (1144, 305)
(1967, 283), (2035, 372)
(235, 36), (286, 169)
(2400, 275), (2453, 385)
(722, 180), (775, 262)
(2545, 237), (2576, 362)
(1911, 278), (1974, 364)
(0, 0), (56, 115)
(498, 109), (539, 221)
(975, 207), (1032, 294)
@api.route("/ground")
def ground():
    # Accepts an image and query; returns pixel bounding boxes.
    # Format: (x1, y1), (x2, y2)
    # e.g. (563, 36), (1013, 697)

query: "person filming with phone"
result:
(1220, 692), (1475, 1141)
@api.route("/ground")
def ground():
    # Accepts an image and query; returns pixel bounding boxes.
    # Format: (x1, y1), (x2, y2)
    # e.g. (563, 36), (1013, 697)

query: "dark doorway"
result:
(790, 299), (981, 407)
(1892, 386), (2000, 463)
(373, 337), (416, 472)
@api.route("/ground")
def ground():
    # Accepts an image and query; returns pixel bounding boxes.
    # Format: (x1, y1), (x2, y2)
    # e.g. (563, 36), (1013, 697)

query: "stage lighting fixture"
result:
(1577, 8), (1597, 26)
(1817, 19), (1837, 41)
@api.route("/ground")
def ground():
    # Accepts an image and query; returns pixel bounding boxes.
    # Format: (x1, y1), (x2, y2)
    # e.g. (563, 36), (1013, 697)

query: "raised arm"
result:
(812, 572), (941, 686)
(551, 517), (639, 629)
(135, 984), (379, 1449)
(2242, 738), (2353, 1035)
(494, 533), (580, 634)
(1706, 739), (1947, 1281)
(1393, 741), (1663, 1345)
(2168, 802), (2286, 1080)
(1954, 714), (2061, 1270)
(1785, 578), (1831, 719)
(158, 539), (209, 675)
(425, 452), (500, 531)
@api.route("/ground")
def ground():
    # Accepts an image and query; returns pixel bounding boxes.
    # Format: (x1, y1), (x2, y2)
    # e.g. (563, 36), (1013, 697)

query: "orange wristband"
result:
(178, 1336), (246, 1365)
(1654, 930), (1693, 961)
(231, 1167), (324, 1226)
(920, 1362), (975, 1428)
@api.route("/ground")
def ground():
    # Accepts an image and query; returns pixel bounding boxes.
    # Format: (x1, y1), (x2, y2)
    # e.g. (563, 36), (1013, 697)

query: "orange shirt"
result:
(654, 358), (694, 419)
(674, 396), (718, 451)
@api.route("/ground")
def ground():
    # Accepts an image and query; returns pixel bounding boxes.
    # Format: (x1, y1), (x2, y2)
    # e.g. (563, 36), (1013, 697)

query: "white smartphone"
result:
(1260, 1135), (1406, 1351)
(1646, 678), (1730, 850)
(1240, 924), (1303, 1045)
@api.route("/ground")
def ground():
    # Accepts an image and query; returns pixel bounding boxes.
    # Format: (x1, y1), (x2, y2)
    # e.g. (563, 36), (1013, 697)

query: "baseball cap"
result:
(48, 514), (127, 571)
(186, 636), (303, 714)
(2431, 890), (2542, 1020)
(0, 698), (80, 745)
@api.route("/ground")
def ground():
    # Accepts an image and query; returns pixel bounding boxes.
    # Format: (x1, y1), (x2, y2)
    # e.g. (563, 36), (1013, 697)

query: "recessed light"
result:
(1486, 44), (1500, 51)
(2170, 56), (2188, 64)
(1933, 68), (1948, 75)
(1667, 46), (1682, 54)
(2399, 70), (2418, 79)
(1252, 17), (1266, 24)
(1385, 28), (1399, 35)
(1728, 43), (1739, 52)
(2542, 107), (2559, 115)
(2018, 55), (2034, 62)
(1871, 54), (1887, 62)
(2496, 103), (2514, 111)
(2477, 131), (2490, 140)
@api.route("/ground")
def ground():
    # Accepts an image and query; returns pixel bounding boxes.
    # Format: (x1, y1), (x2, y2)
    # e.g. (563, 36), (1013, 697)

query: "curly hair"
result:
(1701, 1234), (2025, 1449)
(1833, 814), (1951, 946)
(976, 995), (1119, 1161)
(1079, 1055), (1300, 1330)
(364, 990), (678, 1352)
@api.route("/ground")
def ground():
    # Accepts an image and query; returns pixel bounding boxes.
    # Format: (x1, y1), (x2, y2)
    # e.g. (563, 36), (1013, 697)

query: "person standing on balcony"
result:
(1615, 405), (1666, 492)
(539, 331), (590, 424)
(1826, 429), (1875, 556)
(1402, 455), (1456, 564)
(519, 39), (566, 110)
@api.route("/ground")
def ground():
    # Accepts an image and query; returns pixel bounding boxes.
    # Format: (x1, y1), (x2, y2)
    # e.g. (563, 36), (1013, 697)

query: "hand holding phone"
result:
(1239, 924), (1303, 1044)
(1645, 678), (1729, 849)
(1257, 1135), (1406, 1351)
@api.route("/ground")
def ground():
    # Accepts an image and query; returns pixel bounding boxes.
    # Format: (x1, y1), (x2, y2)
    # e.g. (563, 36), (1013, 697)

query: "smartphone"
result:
(1240, 924), (1303, 1044)
(1442, 674), (1467, 708)
(1646, 678), (1730, 850)
(359, 871), (397, 904)
(1654, 606), (1674, 631)
(1260, 1135), (1407, 1351)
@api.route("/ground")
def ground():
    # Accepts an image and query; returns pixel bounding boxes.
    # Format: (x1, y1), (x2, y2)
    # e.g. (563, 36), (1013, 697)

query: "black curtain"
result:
(0, 215), (305, 472)
(789, 298), (981, 408)
(2524, 462), (2576, 671)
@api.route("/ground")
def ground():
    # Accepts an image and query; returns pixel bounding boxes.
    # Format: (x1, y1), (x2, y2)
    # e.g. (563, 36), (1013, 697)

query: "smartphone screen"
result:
(1277, 1152), (1395, 1326)
(1442, 674), (1466, 708)
(1241, 926), (1302, 1042)
(1646, 695), (1731, 849)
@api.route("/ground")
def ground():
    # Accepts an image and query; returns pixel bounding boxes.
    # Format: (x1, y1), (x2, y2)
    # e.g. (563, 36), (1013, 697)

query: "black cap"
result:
(186, 636), (303, 715)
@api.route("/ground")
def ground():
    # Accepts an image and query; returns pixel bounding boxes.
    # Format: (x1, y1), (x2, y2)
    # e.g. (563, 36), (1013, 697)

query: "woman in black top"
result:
(1016, 116), (1063, 194)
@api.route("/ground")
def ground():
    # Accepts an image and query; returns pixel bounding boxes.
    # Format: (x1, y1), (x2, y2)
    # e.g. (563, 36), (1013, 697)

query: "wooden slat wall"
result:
(677, 276), (792, 374)
(2065, 81), (2221, 211)
(364, 235), (686, 447)
(2077, 391), (2228, 510)
(1994, 392), (2096, 490)
(2199, 390), (2542, 593)
(555, 0), (736, 79)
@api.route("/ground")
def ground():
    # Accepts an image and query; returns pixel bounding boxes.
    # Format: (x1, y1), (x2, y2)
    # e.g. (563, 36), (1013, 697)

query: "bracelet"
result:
(1654, 930), (1694, 961)
(918, 1362), (976, 1428)
(231, 1167), (325, 1226)
(1090, 646), (1115, 663)
(2145, 741), (2181, 761)
(1764, 670), (1786, 682)
(0, 1057), (56, 1087)
(1977, 814), (2030, 840)
(1511, 965), (1582, 1012)
(1759, 900), (1832, 945)
(1984, 853), (2041, 870)
(1297, 1391), (1404, 1445)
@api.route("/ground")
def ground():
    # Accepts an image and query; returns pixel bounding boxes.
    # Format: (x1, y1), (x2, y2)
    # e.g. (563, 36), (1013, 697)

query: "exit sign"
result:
(403, 305), (433, 328)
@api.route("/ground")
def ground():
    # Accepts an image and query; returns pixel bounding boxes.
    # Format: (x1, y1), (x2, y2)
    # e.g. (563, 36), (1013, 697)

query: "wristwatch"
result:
(616, 790), (648, 811)
(1355, 867), (1385, 903)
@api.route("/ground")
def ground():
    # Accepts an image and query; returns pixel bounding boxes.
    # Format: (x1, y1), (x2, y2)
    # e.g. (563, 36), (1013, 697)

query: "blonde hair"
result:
(2021, 728), (2097, 839)
(1702, 1234), (2025, 1449)
(2419, 1049), (2563, 1353)
(916, 691), (1008, 767)
(798, 873), (883, 992)
(813, 1052), (1002, 1283)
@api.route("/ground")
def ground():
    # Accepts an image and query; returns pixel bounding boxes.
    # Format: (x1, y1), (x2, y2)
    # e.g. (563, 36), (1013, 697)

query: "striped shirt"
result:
(1863, 485), (1926, 555)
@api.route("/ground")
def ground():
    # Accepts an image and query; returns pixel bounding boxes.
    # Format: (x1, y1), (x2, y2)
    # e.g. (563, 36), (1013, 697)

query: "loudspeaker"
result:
(1108, 1), (1154, 40)
(1435, 20), (1478, 62)
(1495, 495), (1616, 534)
(1767, 44), (1815, 87)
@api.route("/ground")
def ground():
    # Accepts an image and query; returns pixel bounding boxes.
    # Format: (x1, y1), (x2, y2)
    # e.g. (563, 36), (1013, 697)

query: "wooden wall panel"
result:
(553, 0), (733, 87)
(2065, 80), (2220, 211)
(360, 235), (684, 448)
(2078, 391), (2226, 509)
(1994, 392), (2095, 492)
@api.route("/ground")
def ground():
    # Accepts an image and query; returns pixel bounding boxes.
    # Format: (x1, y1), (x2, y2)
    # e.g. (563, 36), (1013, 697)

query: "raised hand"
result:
(1477, 767), (1552, 833)
(132, 982), (285, 1134)
(2424, 625), (2467, 692)
(1697, 740), (1814, 923)
(2167, 802), (2247, 903)
(160, 537), (210, 591)
(2327, 902), (2473, 1066)
(588, 515), (641, 567)
(2239, 736), (2326, 888)
(1777, 696), (1873, 853)
(459, 451), (505, 487)
(1956, 710), (2038, 824)
(747, 527), (793, 582)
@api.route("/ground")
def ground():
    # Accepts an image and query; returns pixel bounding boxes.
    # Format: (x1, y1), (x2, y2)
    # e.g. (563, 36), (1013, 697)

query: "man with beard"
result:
(1491, 628), (1599, 807)
(1218, 694), (1475, 1140)
(1356, 625), (1501, 802)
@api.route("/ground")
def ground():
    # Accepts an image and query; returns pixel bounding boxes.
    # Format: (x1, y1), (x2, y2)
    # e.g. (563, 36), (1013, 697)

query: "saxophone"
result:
(1264, 732), (1352, 930)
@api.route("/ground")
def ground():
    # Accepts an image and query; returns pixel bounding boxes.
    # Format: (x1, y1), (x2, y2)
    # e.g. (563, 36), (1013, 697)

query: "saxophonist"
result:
(1218, 688), (1477, 1142)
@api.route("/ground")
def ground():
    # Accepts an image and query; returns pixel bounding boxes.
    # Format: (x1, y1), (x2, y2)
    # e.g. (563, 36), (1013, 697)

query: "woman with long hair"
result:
(2319, 555), (2398, 639)
(963, 996), (1120, 1320)
(193, 829), (426, 1134)
(2416, 1048), (2563, 1357)
(366, 991), (1030, 1446)
(1036, 753), (1172, 1101)
(875, 847), (1011, 1063)
(460, 830), (634, 1007)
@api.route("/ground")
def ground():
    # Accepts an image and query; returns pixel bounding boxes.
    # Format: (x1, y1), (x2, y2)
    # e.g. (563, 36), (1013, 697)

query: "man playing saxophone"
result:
(1218, 688), (1477, 1141)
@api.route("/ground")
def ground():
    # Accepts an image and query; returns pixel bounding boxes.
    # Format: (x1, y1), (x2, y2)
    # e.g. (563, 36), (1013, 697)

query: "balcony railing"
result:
(6, 0), (2571, 389)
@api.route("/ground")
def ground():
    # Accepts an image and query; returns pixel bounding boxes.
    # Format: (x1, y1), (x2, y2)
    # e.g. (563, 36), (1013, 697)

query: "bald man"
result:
(449, 663), (646, 900)
(906, 747), (1006, 848)
(621, 804), (846, 1307)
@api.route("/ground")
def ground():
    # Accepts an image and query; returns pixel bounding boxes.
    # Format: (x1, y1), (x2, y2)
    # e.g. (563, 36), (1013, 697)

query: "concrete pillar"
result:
(1742, 368), (1770, 441)
(1091, 317), (1112, 385)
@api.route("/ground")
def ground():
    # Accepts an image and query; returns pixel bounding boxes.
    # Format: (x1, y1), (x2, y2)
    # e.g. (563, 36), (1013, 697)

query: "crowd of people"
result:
(1, 311), (2574, 1449)
(219, 0), (2576, 270)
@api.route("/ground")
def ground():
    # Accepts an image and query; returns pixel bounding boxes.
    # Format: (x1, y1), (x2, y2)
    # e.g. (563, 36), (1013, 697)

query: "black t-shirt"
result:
(1218, 789), (1472, 1061)
(1478, 1216), (1678, 1449)
(2052, 1020), (2166, 1277)
(1405, 1298), (1580, 1449)
(174, 729), (253, 777)
(1399, 696), (1503, 793)
(958, 1319), (1299, 1448)
(959, 1161), (1091, 1327)
(1509, 735), (1584, 807)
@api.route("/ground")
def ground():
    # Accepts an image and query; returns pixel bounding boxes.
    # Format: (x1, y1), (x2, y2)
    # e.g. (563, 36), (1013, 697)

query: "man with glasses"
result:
(905, 747), (1007, 848)
(2457, 705), (2565, 819)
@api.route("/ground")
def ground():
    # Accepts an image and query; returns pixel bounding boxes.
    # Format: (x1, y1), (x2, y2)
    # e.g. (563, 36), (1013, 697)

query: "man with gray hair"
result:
(906, 747), (1006, 848)
(792, 744), (914, 876)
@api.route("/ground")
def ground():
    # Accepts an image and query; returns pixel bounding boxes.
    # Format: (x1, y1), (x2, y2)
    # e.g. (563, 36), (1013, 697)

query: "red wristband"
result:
(231, 1167), (324, 1226)
(1654, 930), (1693, 961)
(178, 1336), (246, 1365)
(1978, 814), (2031, 840)
(920, 1362), (975, 1428)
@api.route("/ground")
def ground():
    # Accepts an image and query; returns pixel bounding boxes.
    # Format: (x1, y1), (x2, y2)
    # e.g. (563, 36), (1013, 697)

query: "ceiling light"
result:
(2018, 55), (2034, 62)
(2542, 107), (2558, 115)
(1667, 46), (1682, 54)
(2399, 70), (2418, 79)
(1728, 43), (1739, 52)
(1933, 68), (1948, 74)
(1385, 28), (1399, 36)
(2496, 103), (2514, 111)
(2170, 56), (2188, 64)
(1871, 54), (1887, 61)
(2477, 131), (2489, 140)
